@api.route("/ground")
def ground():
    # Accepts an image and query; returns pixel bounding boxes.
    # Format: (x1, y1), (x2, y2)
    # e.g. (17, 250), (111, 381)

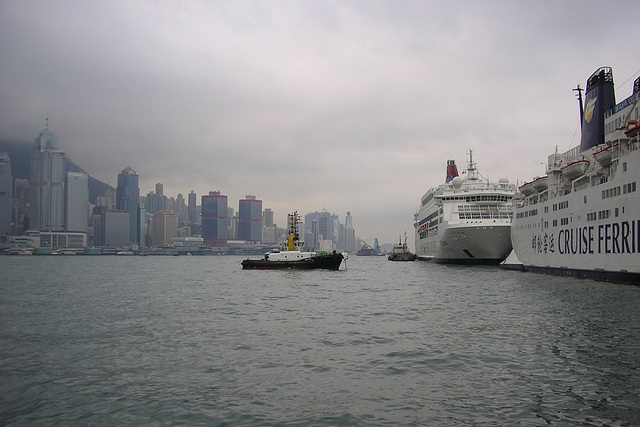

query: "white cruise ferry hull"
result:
(419, 223), (512, 264)
(510, 67), (640, 284)
(511, 148), (640, 283)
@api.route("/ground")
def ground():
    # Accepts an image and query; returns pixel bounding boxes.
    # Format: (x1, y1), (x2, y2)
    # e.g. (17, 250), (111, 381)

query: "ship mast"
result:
(573, 84), (584, 128)
(466, 149), (478, 180)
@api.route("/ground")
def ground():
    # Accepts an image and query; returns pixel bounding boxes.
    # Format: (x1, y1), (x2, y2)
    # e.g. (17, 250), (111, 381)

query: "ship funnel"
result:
(579, 67), (616, 153)
(446, 160), (459, 183)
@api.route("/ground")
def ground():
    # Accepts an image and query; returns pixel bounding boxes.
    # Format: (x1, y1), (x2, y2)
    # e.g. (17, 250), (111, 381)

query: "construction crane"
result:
(357, 238), (382, 256)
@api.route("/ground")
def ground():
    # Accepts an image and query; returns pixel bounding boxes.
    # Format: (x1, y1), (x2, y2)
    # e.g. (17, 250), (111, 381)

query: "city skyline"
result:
(2, 1), (639, 245)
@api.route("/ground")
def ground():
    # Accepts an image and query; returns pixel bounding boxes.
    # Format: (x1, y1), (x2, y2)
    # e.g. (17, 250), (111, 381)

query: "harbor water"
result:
(1, 255), (639, 425)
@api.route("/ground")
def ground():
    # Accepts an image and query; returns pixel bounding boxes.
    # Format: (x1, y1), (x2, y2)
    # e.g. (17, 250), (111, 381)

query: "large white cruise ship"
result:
(414, 151), (516, 264)
(508, 67), (640, 284)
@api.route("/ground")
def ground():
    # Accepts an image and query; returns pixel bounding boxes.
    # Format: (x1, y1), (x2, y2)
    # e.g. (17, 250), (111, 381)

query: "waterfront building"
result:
(29, 125), (66, 232)
(116, 166), (142, 245)
(104, 209), (130, 247)
(12, 179), (29, 235)
(145, 190), (167, 214)
(150, 210), (178, 247)
(176, 193), (187, 223)
(188, 190), (197, 223)
(0, 152), (12, 235)
(238, 195), (262, 243)
(65, 172), (88, 232)
(201, 191), (228, 248)
(39, 230), (87, 249)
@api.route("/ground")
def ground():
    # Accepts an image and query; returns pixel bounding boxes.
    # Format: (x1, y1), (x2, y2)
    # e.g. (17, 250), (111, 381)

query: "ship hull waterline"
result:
(417, 224), (512, 265)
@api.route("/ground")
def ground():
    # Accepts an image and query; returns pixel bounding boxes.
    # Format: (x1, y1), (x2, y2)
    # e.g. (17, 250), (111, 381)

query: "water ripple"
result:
(1, 256), (639, 425)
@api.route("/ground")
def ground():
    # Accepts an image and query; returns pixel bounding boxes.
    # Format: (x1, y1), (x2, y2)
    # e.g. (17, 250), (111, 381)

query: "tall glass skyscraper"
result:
(65, 171), (88, 232)
(29, 126), (66, 231)
(188, 190), (197, 223)
(238, 195), (262, 243)
(0, 152), (12, 235)
(116, 166), (142, 245)
(201, 191), (227, 247)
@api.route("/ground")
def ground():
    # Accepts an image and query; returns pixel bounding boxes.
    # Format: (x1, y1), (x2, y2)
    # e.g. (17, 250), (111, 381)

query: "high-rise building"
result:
(65, 172), (88, 232)
(29, 126), (66, 231)
(305, 210), (337, 250)
(116, 166), (141, 245)
(155, 182), (164, 196)
(201, 191), (228, 247)
(145, 190), (167, 214)
(188, 190), (197, 223)
(150, 210), (177, 247)
(262, 208), (277, 244)
(342, 211), (356, 253)
(0, 152), (12, 235)
(238, 195), (262, 243)
(263, 208), (274, 227)
(176, 193), (187, 223)
(104, 209), (130, 247)
(12, 178), (29, 235)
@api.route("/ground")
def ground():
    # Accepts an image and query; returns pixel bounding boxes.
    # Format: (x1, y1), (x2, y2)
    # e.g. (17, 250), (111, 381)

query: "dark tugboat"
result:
(388, 232), (417, 261)
(242, 211), (348, 270)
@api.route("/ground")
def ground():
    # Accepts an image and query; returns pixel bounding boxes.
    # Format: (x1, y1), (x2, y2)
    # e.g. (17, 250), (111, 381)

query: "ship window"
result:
(623, 162), (627, 172)
(584, 196), (587, 204)
(615, 207), (619, 217)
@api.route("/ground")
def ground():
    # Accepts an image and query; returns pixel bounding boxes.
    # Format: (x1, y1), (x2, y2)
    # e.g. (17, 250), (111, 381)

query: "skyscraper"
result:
(188, 190), (197, 223)
(65, 172), (88, 232)
(238, 195), (262, 243)
(150, 210), (177, 247)
(263, 208), (274, 227)
(116, 166), (141, 245)
(305, 210), (337, 250)
(201, 191), (227, 247)
(29, 125), (66, 231)
(0, 152), (12, 235)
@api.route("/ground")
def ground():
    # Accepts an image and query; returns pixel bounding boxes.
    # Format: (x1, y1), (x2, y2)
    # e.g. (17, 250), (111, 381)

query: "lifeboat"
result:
(519, 181), (535, 196)
(531, 176), (548, 192)
(625, 120), (640, 138)
(593, 145), (612, 166)
(561, 159), (590, 180)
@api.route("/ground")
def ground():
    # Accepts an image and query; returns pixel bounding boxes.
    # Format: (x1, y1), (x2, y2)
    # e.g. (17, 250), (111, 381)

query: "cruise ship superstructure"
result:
(414, 152), (516, 264)
(509, 67), (640, 283)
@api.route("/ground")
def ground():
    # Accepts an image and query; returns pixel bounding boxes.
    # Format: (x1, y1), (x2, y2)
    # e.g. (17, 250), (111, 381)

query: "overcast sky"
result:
(1, 0), (639, 246)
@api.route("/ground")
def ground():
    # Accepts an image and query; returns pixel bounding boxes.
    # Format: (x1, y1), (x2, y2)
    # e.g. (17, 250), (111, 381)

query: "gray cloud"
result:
(2, 0), (639, 245)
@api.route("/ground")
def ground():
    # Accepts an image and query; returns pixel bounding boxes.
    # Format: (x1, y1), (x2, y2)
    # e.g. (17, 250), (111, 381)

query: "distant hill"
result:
(0, 140), (114, 204)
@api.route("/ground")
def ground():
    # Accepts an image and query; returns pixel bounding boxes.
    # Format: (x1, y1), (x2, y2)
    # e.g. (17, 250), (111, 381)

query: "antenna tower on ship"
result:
(573, 84), (584, 126)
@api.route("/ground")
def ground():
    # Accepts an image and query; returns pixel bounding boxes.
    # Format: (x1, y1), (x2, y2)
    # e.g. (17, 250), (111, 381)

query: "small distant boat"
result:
(388, 233), (417, 261)
(116, 250), (134, 256)
(242, 211), (348, 270)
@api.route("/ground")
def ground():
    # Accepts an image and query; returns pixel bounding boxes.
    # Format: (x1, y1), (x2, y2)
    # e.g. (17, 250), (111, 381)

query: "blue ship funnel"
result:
(579, 67), (616, 152)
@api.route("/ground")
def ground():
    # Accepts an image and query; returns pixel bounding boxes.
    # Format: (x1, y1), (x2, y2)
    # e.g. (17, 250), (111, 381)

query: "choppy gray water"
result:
(1, 255), (639, 426)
